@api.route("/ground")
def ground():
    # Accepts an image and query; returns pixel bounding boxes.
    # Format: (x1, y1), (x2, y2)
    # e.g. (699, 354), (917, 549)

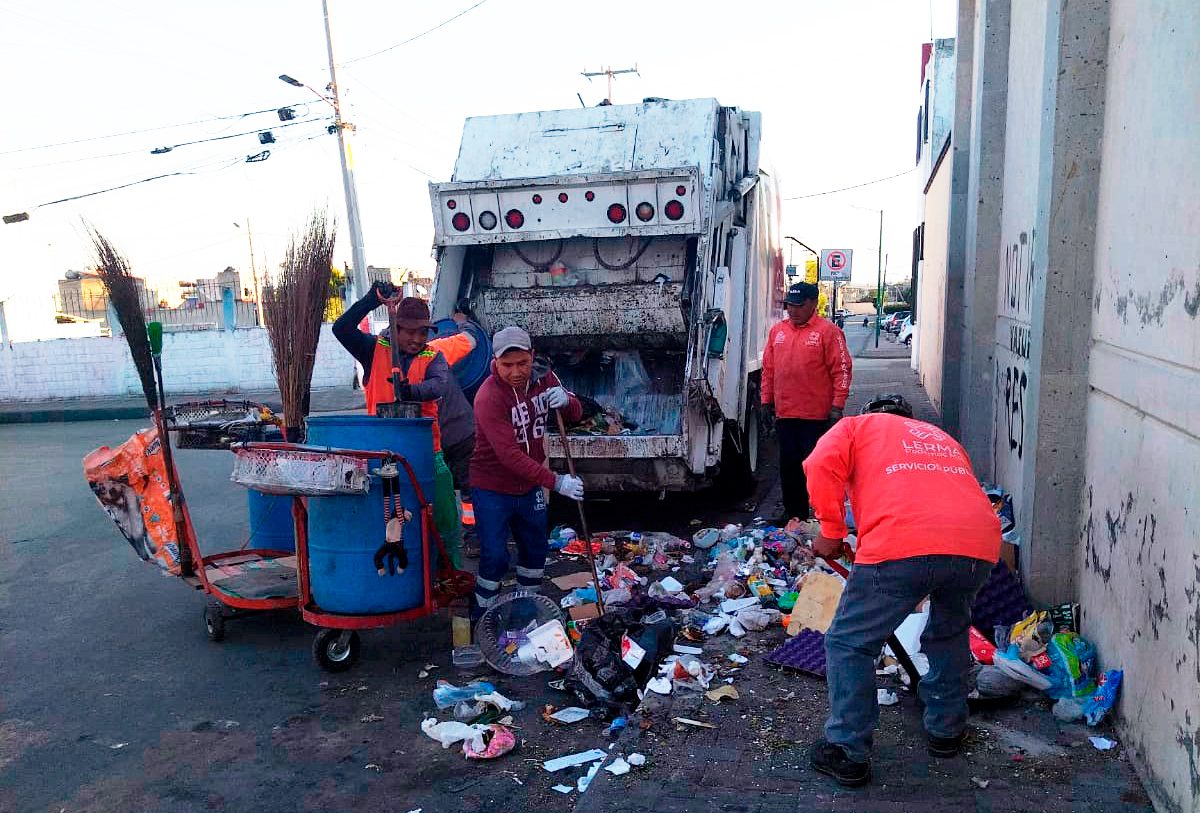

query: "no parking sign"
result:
(820, 249), (853, 281)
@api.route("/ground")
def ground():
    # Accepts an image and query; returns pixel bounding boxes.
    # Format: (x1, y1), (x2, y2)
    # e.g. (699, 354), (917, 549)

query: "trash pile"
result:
(415, 508), (1127, 792)
(970, 600), (1124, 726)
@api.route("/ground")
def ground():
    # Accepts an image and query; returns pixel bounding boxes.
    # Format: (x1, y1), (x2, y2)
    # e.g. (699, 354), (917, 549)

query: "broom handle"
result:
(554, 409), (604, 615)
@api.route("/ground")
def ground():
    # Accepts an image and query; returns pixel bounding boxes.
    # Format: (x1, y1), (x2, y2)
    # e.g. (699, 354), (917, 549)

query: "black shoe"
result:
(810, 739), (870, 787)
(927, 732), (964, 758)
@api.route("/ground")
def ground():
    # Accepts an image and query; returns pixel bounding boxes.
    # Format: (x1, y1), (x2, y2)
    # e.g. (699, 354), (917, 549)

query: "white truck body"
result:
(429, 98), (784, 491)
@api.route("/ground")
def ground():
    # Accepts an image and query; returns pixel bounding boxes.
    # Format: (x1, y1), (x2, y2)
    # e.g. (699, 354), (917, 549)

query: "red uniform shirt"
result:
(761, 316), (852, 420)
(803, 413), (1000, 565)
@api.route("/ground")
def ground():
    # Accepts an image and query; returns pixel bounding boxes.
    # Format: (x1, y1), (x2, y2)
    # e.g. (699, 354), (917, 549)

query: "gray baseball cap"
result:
(492, 325), (532, 358)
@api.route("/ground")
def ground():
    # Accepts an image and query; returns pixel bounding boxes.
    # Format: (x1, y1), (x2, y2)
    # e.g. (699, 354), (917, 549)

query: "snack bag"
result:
(1046, 632), (1098, 699)
(1082, 669), (1123, 725)
(84, 427), (183, 575)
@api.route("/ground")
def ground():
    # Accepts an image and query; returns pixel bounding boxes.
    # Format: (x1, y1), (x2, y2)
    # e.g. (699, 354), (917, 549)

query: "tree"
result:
(324, 266), (346, 321)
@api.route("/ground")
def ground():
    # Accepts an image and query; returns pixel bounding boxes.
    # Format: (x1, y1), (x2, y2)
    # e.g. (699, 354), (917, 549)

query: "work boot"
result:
(927, 731), (965, 758)
(809, 739), (870, 787)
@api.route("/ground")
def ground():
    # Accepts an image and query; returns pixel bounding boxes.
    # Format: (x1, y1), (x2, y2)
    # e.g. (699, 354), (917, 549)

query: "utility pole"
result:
(875, 209), (884, 348)
(321, 0), (368, 302)
(580, 65), (639, 104)
(245, 218), (262, 326)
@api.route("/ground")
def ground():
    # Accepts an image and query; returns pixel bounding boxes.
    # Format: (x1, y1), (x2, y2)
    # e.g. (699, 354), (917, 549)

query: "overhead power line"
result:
(783, 168), (916, 201)
(19, 126), (332, 212)
(0, 104), (301, 157)
(340, 0), (490, 66)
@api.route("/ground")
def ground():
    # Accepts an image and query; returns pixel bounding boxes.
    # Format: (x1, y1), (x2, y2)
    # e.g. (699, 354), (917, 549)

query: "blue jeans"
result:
(471, 486), (549, 611)
(824, 555), (991, 762)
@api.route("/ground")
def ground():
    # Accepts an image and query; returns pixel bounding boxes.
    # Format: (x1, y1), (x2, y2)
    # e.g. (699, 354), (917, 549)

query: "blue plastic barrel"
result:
(246, 490), (295, 552)
(304, 415), (435, 615)
(432, 318), (491, 400)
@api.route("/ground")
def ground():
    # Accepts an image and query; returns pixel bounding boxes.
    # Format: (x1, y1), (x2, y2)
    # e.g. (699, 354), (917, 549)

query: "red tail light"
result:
(607, 203), (627, 224)
(664, 200), (685, 221)
(505, 209), (525, 229)
(451, 212), (471, 231)
(478, 211), (497, 231)
(675, 185), (686, 196)
(558, 192), (569, 203)
(446, 199), (457, 210)
(635, 202), (655, 222)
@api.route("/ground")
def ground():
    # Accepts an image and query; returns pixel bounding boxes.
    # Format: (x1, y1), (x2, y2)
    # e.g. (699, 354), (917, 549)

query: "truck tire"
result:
(719, 387), (760, 498)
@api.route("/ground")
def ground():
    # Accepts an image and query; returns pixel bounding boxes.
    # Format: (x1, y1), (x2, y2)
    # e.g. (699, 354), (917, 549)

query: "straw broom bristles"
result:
(262, 208), (336, 435)
(89, 227), (158, 410)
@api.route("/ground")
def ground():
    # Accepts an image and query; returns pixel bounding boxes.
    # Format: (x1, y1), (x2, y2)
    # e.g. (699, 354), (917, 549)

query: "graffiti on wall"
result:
(994, 229), (1037, 481)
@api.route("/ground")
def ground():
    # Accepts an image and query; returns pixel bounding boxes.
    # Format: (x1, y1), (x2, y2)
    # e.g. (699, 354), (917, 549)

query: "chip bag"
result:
(1046, 632), (1098, 699)
(84, 427), (183, 575)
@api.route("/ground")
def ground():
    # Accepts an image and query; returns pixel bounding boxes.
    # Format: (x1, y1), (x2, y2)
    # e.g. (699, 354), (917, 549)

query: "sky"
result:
(0, 0), (957, 338)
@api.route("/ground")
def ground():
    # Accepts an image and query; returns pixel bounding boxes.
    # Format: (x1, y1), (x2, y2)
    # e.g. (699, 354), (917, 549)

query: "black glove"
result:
(371, 280), (397, 302)
(393, 381), (415, 402)
(761, 403), (776, 434)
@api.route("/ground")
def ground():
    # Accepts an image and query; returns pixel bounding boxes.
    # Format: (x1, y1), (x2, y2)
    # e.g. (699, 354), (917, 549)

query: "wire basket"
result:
(230, 446), (371, 496)
(164, 400), (281, 450)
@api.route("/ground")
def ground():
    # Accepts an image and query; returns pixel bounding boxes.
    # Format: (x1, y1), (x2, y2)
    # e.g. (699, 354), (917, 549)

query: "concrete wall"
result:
(0, 325), (354, 401)
(917, 155), (953, 412)
(958, 0), (1010, 471)
(1077, 2), (1200, 810)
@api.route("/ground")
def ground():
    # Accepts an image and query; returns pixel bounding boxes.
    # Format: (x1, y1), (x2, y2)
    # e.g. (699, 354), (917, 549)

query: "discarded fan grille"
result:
(230, 446), (370, 496)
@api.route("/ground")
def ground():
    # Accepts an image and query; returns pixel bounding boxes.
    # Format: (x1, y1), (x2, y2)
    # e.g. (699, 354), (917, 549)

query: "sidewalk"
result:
(0, 386), (366, 424)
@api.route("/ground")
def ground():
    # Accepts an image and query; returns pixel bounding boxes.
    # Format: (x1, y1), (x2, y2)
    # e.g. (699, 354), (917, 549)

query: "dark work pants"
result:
(776, 417), (830, 520)
(824, 555), (991, 762)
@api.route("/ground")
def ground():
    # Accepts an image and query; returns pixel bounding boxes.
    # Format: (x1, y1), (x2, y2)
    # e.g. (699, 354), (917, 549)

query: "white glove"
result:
(544, 385), (570, 409)
(554, 474), (585, 501)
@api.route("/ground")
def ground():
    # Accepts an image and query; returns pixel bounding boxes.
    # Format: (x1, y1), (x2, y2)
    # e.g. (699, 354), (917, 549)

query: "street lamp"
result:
(279, 0), (368, 302)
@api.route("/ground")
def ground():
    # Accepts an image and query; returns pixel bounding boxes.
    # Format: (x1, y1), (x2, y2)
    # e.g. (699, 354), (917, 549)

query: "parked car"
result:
(884, 310), (911, 333)
(897, 316), (914, 346)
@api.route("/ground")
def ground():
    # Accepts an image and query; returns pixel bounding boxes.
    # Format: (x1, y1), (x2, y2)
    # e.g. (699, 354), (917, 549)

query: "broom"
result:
(90, 227), (193, 574)
(261, 208), (336, 441)
(89, 228), (157, 411)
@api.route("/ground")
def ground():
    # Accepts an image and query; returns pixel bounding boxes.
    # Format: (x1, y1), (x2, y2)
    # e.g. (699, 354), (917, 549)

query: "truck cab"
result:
(428, 98), (784, 492)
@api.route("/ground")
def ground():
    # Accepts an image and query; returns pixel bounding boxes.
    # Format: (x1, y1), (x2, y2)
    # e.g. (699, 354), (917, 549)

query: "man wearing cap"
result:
(332, 281), (477, 567)
(803, 394), (1000, 787)
(469, 326), (584, 616)
(761, 281), (852, 523)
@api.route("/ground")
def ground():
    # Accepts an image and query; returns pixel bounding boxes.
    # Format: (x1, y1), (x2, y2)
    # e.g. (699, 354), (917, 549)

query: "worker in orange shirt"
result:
(802, 394), (1001, 787)
(332, 282), (477, 567)
(761, 282), (852, 523)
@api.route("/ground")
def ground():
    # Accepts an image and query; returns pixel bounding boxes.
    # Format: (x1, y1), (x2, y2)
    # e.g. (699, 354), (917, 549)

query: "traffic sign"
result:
(820, 249), (853, 281)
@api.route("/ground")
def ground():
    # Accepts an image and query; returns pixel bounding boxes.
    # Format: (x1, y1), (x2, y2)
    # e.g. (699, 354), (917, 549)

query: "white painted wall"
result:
(0, 325), (355, 401)
(917, 156), (952, 412)
(1078, 3), (1200, 810)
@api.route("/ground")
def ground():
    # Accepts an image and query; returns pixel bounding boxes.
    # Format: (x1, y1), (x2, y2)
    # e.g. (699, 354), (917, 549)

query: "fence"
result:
(55, 280), (262, 333)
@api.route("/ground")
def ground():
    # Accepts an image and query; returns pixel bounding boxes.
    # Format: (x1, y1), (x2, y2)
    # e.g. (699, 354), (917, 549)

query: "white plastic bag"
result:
(421, 718), (488, 751)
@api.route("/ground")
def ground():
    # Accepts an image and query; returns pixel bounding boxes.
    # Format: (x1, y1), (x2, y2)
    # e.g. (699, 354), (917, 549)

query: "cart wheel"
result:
(313, 629), (360, 672)
(204, 601), (226, 642)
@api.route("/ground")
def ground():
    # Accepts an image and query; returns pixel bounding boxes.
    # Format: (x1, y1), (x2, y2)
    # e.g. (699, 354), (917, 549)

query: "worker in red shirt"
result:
(802, 394), (1001, 787)
(761, 282), (852, 522)
(470, 326), (584, 617)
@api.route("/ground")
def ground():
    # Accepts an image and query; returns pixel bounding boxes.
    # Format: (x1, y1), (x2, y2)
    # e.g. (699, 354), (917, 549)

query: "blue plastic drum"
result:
(432, 318), (491, 400)
(246, 490), (295, 552)
(304, 415), (436, 615)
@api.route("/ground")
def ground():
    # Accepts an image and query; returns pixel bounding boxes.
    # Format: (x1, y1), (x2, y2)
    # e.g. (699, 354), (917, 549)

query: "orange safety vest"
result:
(364, 333), (474, 453)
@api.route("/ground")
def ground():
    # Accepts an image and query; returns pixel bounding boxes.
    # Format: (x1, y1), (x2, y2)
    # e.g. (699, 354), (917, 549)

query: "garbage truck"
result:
(428, 98), (785, 492)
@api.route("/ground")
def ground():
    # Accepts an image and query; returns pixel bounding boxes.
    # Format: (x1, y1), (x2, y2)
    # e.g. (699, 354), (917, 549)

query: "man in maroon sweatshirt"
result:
(471, 326), (584, 615)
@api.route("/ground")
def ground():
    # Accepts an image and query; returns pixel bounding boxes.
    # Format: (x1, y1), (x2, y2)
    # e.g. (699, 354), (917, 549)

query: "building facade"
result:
(914, 2), (1200, 810)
